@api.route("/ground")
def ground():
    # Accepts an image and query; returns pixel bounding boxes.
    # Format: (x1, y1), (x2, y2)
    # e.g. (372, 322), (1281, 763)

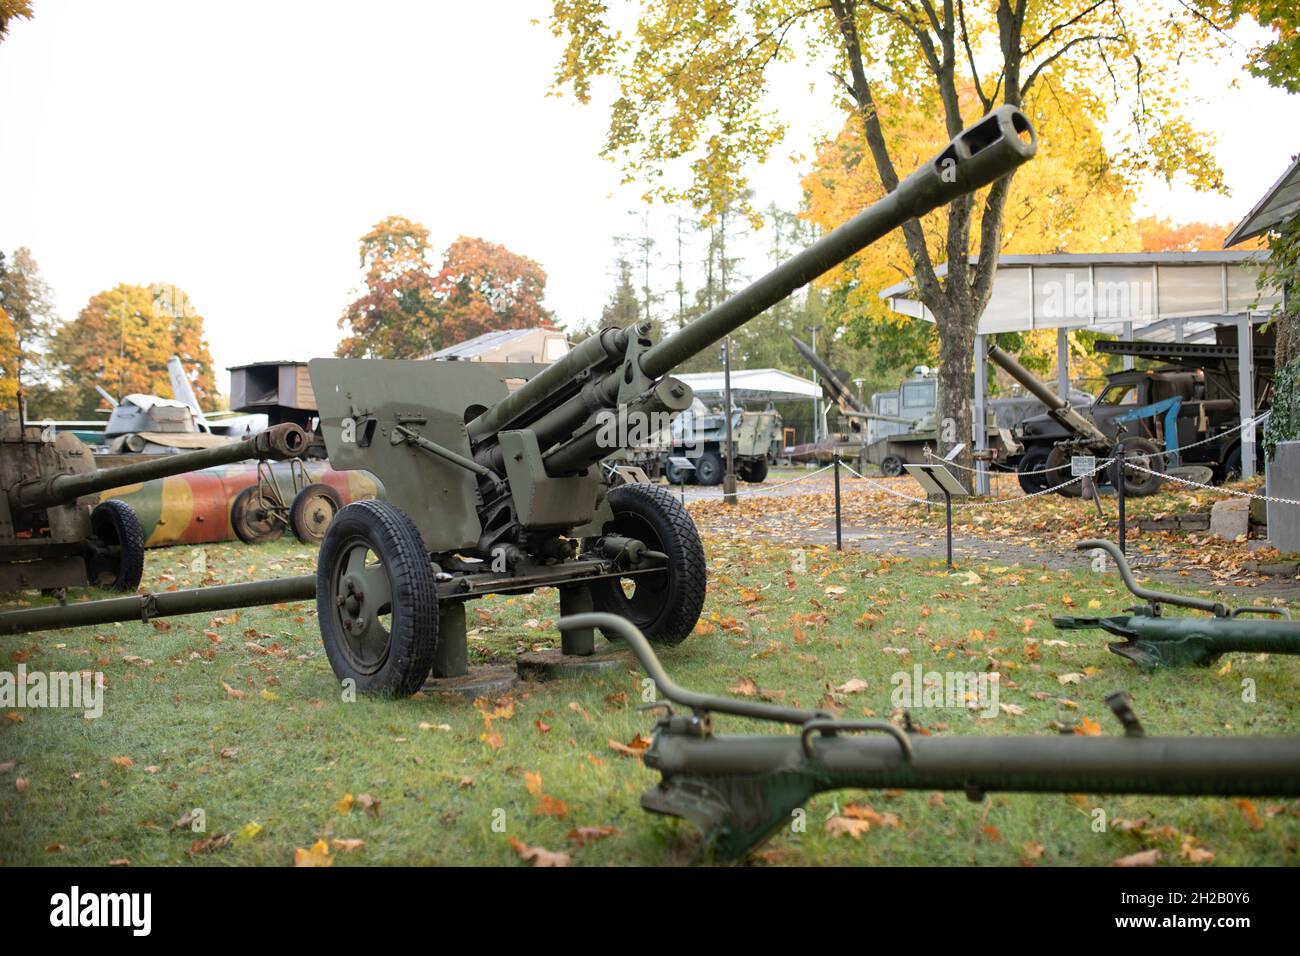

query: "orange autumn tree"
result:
(436, 236), (555, 344)
(336, 217), (554, 358)
(1136, 217), (1264, 252)
(50, 283), (218, 416)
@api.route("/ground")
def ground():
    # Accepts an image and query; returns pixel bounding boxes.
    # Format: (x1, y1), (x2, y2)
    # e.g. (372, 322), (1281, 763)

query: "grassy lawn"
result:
(2, 528), (1297, 867)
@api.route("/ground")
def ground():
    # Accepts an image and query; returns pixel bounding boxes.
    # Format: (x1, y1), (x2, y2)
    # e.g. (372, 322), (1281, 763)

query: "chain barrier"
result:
(1121, 462), (1300, 507)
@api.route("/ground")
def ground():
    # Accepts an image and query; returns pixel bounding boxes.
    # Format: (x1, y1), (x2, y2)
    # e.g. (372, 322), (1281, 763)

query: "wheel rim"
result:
(88, 510), (123, 586)
(238, 493), (280, 538)
(601, 513), (669, 627)
(300, 493), (337, 540)
(329, 536), (396, 674)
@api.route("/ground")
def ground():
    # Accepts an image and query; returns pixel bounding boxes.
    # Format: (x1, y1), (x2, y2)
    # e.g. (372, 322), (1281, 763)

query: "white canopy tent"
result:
(673, 368), (821, 404)
(880, 251), (1280, 487)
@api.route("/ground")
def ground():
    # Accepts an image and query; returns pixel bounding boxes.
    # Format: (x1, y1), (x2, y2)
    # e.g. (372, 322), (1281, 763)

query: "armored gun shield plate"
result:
(309, 358), (549, 551)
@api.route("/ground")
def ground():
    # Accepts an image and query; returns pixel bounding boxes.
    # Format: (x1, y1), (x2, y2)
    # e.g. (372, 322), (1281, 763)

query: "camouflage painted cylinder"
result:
(95, 462), (383, 548)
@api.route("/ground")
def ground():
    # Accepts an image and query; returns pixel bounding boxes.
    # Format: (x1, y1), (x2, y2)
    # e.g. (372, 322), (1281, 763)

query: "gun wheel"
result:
(588, 484), (706, 646)
(1111, 437), (1165, 497)
(880, 455), (904, 477)
(87, 499), (145, 592)
(739, 458), (769, 483)
(1044, 445), (1084, 497)
(317, 500), (438, 696)
(290, 483), (342, 544)
(1015, 446), (1051, 495)
(231, 486), (285, 544)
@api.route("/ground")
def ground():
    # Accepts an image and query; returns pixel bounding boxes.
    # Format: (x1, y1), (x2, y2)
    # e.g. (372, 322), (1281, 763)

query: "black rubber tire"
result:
(1111, 436), (1165, 497)
(740, 458), (769, 483)
(88, 499), (145, 592)
(694, 451), (724, 486)
(664, 458), (692, 486)
(316, 499), (438, 697)
(290, 483), (342, 544)
(1016, 445), (1051, 495)
(588, 484), (706, 646)
(230, 486), (284, 544)
(1216, 445), (1242, 484)
(1044, 445), (1083, 498)
(880, 456), (904, 478)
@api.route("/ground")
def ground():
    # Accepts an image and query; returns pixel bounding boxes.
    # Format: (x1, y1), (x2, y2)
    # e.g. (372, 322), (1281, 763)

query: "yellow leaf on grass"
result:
(294, 840), (332, 867)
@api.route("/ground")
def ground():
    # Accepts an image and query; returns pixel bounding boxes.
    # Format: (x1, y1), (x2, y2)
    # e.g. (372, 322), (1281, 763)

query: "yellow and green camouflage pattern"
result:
(96, 461), (382, 548)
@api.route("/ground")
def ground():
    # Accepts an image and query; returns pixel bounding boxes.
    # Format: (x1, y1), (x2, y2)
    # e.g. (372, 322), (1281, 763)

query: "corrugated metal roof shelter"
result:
(428, 328), (569, 363)
(1225, 153), (1300, 247)
(881, 251), (1282, 486)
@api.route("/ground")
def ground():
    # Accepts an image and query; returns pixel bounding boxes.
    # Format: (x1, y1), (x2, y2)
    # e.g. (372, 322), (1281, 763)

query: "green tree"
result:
(548, 0), (1231, 480)
(0, 247), (57, 393)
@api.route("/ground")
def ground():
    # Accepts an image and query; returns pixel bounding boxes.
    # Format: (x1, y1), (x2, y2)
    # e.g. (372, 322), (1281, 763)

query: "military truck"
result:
(1014, 333), (1275, 493)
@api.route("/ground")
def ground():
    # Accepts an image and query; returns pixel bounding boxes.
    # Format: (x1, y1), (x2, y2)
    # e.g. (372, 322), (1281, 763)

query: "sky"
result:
(1, 1), (1297, 391)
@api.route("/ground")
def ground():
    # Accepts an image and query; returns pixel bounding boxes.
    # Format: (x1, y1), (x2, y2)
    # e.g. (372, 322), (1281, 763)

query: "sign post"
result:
(904, 463), (968, 569)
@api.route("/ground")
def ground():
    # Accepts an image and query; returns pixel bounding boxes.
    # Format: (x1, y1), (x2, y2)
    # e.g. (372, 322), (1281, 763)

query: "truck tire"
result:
(695, 450), (724, 486)
(740, 458), (769, 483)
(588, 484), (706, 646)
(1111, 436), (1165, 497)
(290, 483), (342, 543)
(880, 455), (904, 477)
(664, 457), (692, 486)
(1016, 446), (1051, 495)
(317, 500), (438, 697)
(88, 499), (145, 592)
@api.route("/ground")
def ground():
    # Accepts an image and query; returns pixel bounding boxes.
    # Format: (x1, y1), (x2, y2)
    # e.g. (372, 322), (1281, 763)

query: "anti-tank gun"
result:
(0, 418), (310, 593)
(304, 105), (1037, 696)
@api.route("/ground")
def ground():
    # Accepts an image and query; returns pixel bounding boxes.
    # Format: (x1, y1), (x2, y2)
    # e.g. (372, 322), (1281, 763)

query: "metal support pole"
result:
(1117, 460), (1127, 556)
(432, 601), (468, 678)
(1122, 321), (1134, 370)
(833, 454), (843, 551)
(1237, 315), (1256, 480)
(1056, 327), (1070, 399)
(722, 335), (738, 505)
(973, 333), (990, 495)
(944, 489), (954, 569)
(559, 584), (596, 656)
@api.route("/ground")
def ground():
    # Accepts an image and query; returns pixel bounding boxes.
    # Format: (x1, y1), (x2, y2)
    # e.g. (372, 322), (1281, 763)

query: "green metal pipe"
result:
(0, 575), (316, 636)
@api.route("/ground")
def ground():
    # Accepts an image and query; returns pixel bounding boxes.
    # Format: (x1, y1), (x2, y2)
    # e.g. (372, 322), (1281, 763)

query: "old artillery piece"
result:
(0, 414), (309, 595)
(987, 343), (1166, 498)
(564, 612), (1300, 861)
(1054, 539), (1298, 668)
(1, 106), (1037, 699)
(229, 457), (345, 545)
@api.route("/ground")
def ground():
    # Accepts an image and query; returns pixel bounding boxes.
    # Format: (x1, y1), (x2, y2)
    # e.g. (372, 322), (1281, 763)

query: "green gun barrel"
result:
(10, 422), (310, 512)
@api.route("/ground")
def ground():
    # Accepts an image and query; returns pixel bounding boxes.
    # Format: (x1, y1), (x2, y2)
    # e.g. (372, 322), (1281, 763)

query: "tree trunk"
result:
(934, 306), (976, 489)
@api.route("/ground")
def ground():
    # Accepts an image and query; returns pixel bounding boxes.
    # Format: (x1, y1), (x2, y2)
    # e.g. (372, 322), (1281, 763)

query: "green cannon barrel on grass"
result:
(561, 612), (1300, 861)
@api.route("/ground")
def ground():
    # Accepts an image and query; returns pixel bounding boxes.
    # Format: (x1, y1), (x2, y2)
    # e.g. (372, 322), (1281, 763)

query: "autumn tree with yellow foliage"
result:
(49, 284), (218, 416)
(549, 0), (1237, 478)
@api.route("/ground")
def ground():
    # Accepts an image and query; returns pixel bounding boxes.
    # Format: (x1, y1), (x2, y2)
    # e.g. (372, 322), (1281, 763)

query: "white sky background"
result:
(0, 1), (1297, 389)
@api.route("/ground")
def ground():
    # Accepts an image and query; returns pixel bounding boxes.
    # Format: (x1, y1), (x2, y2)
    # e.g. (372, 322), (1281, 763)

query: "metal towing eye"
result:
(1054, 539), (1298, 668)
(560, 612), (1300, 861)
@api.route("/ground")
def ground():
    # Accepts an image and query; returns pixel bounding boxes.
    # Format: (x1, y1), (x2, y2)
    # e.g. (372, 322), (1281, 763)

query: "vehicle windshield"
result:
(1096, 383), (1138, 406)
